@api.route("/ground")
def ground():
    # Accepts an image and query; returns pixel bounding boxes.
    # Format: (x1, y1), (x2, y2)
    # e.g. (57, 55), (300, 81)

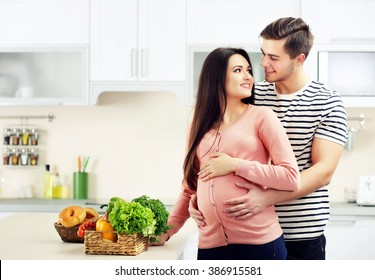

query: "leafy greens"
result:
(108, 200), (156, 237)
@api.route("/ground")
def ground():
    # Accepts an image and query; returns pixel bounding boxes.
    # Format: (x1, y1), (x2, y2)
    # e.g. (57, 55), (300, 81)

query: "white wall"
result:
(0, 92), (374, 203)
(0, 92), (192, 204)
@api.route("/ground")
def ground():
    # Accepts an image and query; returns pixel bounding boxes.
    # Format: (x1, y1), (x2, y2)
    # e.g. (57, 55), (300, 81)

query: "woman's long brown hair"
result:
(183, 47), (254, 191)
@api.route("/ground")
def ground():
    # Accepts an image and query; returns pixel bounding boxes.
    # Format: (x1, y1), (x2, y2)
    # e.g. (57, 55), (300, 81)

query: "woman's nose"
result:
(244, 71), (253, 80)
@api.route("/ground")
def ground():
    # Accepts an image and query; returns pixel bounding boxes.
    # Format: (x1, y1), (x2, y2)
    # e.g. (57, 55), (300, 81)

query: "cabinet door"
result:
(325, 215), (375, 260)
(90, 0), (138, 81)
(301, 0), (375, 44)
(0, 48), (89, 105)
(187, 0), (301, 44)
(0, 0), (89, 45)
(138, 0), (185, 81)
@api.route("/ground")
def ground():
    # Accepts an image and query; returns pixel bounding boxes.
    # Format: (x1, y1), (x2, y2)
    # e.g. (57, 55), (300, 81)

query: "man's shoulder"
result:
(306, 80), (341, 97)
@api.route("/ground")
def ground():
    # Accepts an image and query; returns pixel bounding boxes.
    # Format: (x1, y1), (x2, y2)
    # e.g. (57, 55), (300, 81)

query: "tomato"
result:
(76, 220), (96, 238)
(77, 228), (85, 238)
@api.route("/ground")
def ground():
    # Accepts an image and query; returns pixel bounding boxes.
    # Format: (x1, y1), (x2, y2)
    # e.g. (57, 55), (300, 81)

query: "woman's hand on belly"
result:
(198, 152), (238, 182)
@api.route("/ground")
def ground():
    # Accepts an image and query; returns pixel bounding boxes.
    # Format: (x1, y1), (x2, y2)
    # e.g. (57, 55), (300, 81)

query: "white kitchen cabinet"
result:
(0, 0), (89, 45)
(301, 0), (375, 44)
(89, 0), (138, 81)
(0, 0), (89, 105)
(325, 214), (375, 259)
(89, 0), (186, 104)
(90, 0), (185, 81)
(0, 47), (89, 105)
(187, 0), (301, 45)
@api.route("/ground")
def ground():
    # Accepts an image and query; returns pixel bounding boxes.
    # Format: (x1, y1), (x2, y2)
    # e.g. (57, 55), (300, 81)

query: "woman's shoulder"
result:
(249, 105), (279, 124)
(250, 105), (275, 115)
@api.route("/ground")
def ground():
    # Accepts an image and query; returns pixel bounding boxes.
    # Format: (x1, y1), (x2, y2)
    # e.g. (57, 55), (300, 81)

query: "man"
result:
(189, 17), (348, 260)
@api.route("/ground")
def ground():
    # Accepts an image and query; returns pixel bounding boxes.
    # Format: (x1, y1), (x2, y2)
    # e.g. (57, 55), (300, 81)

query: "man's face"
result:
(260, 38), (296, 83)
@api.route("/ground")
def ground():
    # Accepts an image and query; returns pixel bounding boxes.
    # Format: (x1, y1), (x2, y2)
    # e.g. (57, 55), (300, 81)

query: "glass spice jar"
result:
(12, 128), (20, 145)
(3, 148), (10, 165)
(3, 128), (11, 145)
(10, 148), (19, 165)
(21, 128), (30, 145)
(30, 128), (39, 145)
(29, 148), (38, 166)
(20, 148), (29, 166)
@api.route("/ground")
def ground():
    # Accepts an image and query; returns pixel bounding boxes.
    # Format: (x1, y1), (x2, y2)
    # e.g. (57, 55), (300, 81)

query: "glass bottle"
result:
(52, 172), (62, 199)
(43, 164), (53, 199)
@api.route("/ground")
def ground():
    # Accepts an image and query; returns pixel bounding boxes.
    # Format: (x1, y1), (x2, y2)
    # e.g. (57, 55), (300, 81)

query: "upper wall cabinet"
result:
(187, 0), (301, 45)
(301, 0), (375, 44)
(89, 0), (186, 104)
(0, 47), (88, 105)
(0, 0), (89, 105)
(0, 0), (89, 45)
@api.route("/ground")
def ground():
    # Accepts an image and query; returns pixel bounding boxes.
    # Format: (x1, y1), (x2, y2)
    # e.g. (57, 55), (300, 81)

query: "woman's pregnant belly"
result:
(196, 174), (256, 224)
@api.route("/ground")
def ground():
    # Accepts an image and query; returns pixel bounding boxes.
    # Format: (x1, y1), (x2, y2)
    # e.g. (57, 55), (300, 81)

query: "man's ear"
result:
(296, 53), (306, 65)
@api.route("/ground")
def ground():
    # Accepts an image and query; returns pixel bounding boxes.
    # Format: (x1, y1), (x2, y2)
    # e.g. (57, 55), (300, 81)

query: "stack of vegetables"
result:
(78, 195), (172, 243)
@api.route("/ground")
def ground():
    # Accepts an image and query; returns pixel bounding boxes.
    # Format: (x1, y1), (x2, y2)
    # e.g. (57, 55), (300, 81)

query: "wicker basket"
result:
(84, 230), (149, 256)
(54, 222), (84, 243)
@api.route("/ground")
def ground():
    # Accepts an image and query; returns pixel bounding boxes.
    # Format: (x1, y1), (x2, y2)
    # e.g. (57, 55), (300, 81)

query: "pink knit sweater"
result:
(168, 105), (300, 249)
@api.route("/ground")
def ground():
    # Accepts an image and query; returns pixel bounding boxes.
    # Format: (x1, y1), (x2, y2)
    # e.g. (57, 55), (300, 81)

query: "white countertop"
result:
(0, 212), (198, 260)
(1, 198), (375, 216)
(0, 198), (106, 213)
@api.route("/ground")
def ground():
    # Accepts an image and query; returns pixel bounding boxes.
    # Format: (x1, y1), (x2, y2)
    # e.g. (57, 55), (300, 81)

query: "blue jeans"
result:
(197, 235), (286, 260)
(285, 234), (326, 260)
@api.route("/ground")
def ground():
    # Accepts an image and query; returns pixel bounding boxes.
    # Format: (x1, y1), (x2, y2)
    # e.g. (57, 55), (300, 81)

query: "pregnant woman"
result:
(158, 47), (300, 260)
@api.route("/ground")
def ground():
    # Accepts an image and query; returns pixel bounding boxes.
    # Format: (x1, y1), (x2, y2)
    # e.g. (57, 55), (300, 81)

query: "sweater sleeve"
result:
(166, 179), (195, 238)
(235, 107), (300, 191)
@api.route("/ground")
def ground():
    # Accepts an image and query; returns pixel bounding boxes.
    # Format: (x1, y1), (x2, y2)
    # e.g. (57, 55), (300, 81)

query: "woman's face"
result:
(225, 54), (254, 100)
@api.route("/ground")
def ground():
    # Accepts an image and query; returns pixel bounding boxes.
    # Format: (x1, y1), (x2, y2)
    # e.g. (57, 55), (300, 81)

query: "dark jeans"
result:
(285, 234), (326, 260)
(197, 235), (286, 260)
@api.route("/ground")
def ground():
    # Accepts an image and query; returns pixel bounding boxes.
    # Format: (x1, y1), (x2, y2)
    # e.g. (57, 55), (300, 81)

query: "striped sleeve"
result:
(315, 92), (348, 146)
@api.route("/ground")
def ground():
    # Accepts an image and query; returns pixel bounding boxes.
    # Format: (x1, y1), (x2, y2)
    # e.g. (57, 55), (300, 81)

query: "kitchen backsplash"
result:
(0, 92), (374, 203)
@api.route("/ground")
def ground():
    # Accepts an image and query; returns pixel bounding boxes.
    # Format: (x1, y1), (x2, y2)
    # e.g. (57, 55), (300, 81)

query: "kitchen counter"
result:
(1, 198), (375, 216)
(0, 198), (107, 213)
(0, 212), (198, 260)
(329, 202), (375, 216)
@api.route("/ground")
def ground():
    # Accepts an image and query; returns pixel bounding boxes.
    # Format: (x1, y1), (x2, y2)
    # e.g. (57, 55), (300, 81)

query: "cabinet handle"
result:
(131, 48), (137, 77)
(141, 49), (148, 77)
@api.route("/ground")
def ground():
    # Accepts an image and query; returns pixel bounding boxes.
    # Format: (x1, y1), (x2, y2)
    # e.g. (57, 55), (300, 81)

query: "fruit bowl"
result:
(54, 222), (84, 243)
